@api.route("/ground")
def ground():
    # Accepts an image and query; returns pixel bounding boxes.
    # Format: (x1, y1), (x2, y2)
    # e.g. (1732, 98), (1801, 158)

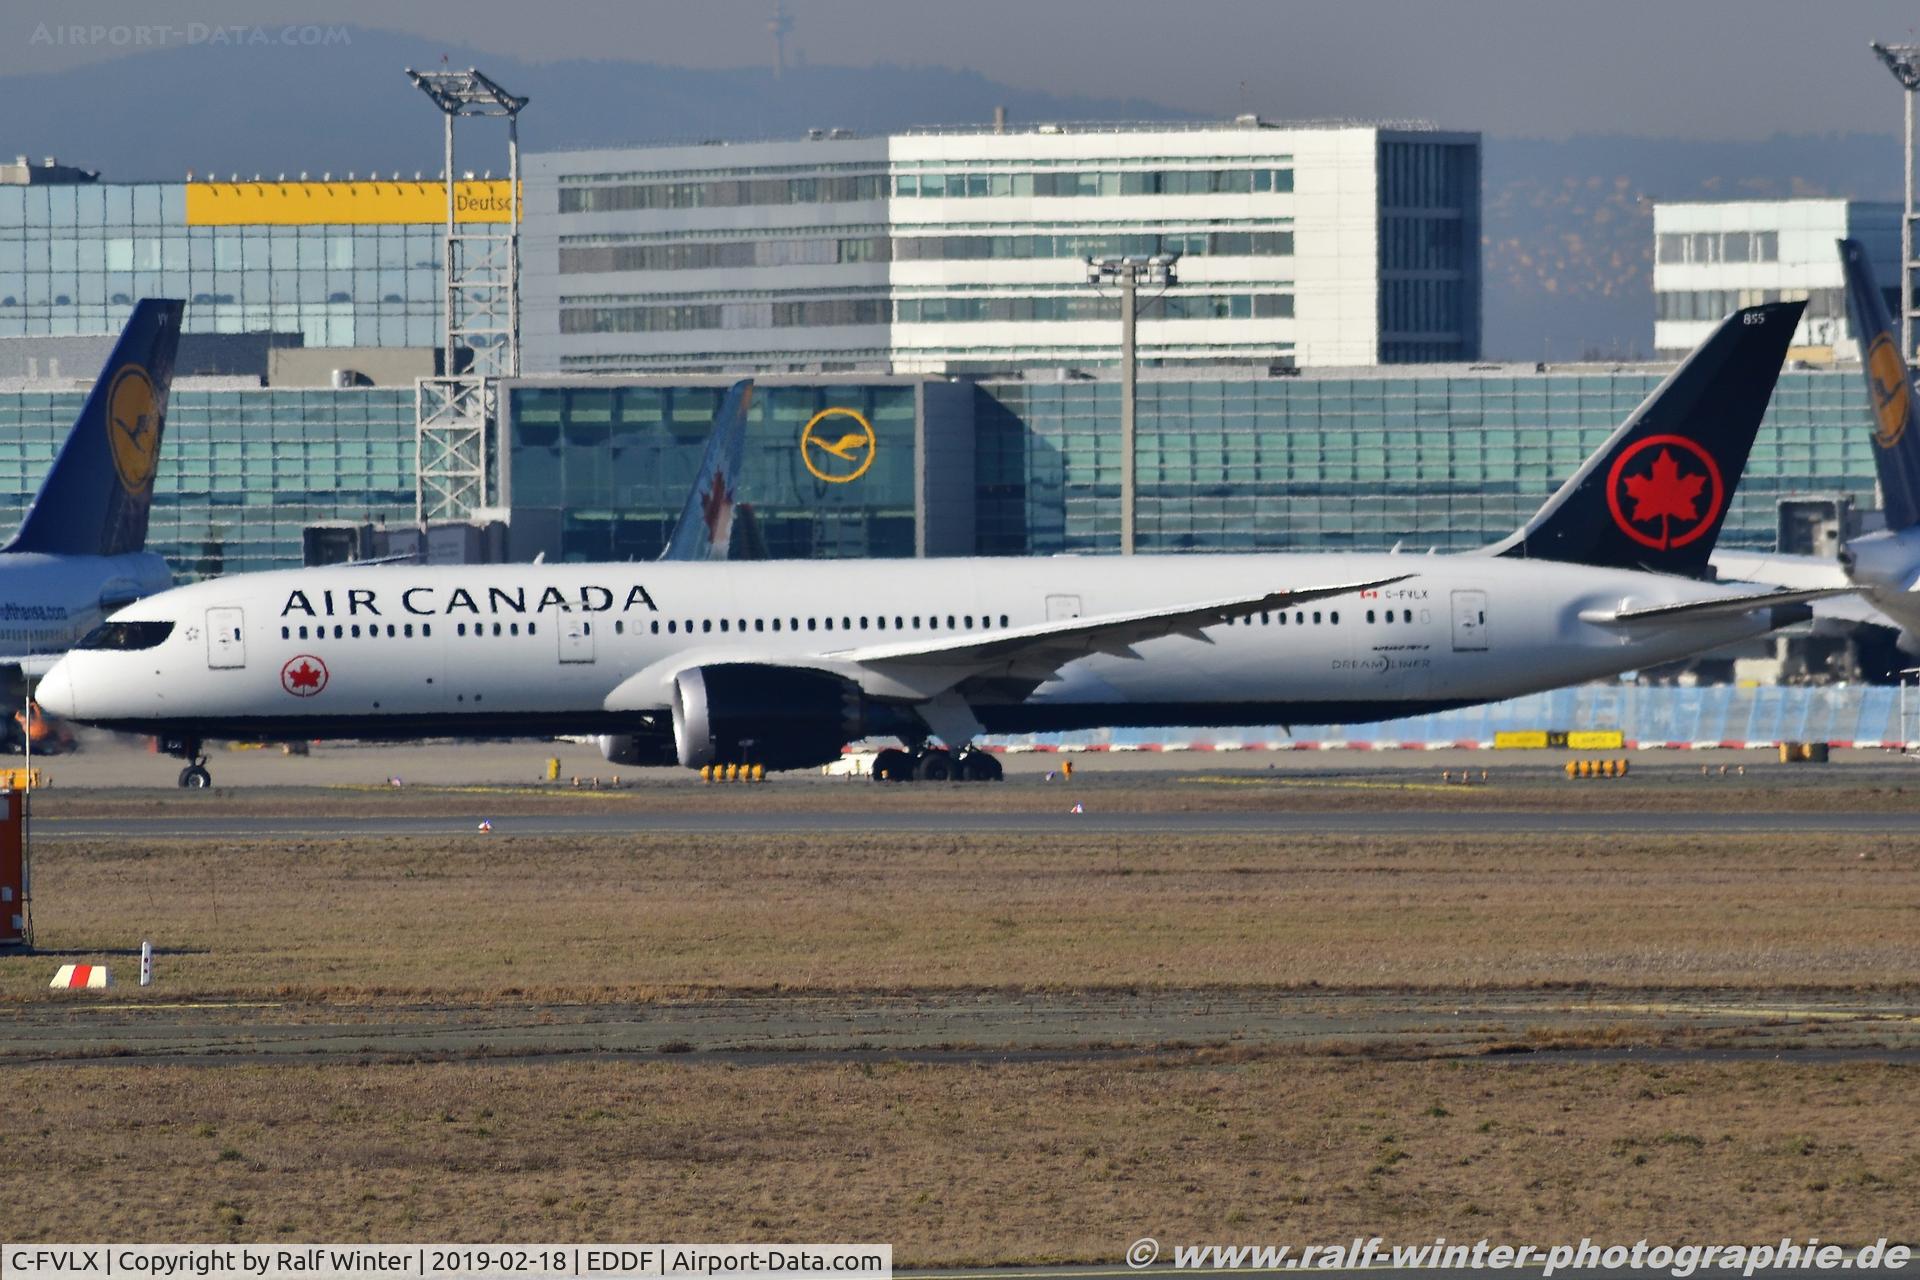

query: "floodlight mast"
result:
(1872, 41), (1920, 364)
(1086, 255), (1177, 554)
(404, 67), (528, 523)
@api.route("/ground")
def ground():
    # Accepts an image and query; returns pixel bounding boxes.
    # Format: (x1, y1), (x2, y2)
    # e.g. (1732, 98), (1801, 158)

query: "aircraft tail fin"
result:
(659, 379), (753, 562)
(1486, 299), (1804, 576)
(5, 299), (184, 558)
(1838, 237), (1920, 530)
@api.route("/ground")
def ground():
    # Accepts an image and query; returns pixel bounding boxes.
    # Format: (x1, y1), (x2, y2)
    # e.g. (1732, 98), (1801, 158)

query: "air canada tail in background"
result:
(660, 379), (753, 562)
(1838, 238), (1920, 531)
(1486, 299), (1804, 577)
(4, 298), (183, 559)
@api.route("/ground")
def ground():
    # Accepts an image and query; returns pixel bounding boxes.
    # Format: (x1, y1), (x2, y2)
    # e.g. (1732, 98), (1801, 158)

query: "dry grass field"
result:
(4, 1057), (1916, 1259)
(4, 827), (1920, 1001)
(8, 778), (1920, 1257)
(27, 768), (1920, 819)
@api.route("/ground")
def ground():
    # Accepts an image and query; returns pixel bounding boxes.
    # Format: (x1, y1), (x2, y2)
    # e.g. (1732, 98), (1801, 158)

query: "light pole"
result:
(1872, 41), (1920, 362)
(1086, 254), (1177, 554)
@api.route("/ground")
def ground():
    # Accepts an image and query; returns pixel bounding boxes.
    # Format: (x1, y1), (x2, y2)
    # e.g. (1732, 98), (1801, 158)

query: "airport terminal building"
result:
(1653, 199), (1901, 360)
(0, 362), (1885, 576)
(522, 120), (1482, 375)
(0, 155), (1890, 591)
(0, 162), (513, 353)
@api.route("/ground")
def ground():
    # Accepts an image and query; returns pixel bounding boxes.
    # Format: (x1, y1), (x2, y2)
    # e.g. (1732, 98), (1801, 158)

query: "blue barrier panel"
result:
(979, 684), (1910, 751)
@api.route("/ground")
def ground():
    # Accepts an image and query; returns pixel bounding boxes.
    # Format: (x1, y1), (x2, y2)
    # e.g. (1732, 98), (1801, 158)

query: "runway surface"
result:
(8, 987), (1919, 1067)
(32, 806), (1919, 838)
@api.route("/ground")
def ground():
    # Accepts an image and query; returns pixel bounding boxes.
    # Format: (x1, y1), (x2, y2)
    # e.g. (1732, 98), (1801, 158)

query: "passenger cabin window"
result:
(78, 620), (175, 651)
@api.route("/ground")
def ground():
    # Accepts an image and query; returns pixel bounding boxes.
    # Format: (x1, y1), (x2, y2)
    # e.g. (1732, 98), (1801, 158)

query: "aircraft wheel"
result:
(178, 764), (212, 789)
(914, 749), (956, 783)
(960, 751), (1002, 782)
(871, 748), (912, 782)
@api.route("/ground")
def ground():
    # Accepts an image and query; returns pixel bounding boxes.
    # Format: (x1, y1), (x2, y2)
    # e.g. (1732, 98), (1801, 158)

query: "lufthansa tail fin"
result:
(659, 379), (753, 562)
(1486, 299), (1804, 577)
(1838, 238), (1920, 530)
(5, 299), (183, 558)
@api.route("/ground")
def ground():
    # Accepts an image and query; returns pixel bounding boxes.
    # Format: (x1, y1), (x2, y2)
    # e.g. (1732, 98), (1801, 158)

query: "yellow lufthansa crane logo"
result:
(1866, 333), (1910, 449)
(800, 407), (877, 484)
(106, 365), (161, 493)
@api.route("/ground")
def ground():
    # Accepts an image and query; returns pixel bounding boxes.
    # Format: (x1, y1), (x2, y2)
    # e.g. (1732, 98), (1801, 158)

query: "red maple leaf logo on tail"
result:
(1621, 449), (1707, 550)
(1605, 434), (1725, 552)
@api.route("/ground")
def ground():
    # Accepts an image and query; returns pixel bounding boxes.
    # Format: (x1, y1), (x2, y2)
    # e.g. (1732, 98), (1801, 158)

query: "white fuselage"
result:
(41, 552), (1788, 743)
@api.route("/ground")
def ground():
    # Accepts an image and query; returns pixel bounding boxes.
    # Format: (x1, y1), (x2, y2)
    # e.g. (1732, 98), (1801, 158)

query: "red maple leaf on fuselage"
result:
(1621, 448), (1707, 548)
(288, 662), (321, 690)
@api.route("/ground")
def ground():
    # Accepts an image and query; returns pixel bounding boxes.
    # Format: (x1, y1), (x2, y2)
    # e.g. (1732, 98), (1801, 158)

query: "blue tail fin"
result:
(1838, 238), (1920, 530)
(5, 299), (183, 558)
(660, 379), (753, 562)
(1488, 299), (1803, 576)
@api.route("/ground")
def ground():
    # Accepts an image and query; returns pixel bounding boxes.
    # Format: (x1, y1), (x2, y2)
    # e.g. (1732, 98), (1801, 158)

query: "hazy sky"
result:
(5, 0), (1920, 139)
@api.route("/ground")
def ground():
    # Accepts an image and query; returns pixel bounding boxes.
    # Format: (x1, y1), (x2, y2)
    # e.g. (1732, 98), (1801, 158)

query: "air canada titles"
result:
(280, 582), (659, 619)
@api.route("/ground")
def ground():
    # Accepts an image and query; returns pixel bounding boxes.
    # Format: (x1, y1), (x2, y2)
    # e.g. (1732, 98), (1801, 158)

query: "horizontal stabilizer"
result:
(1578, 586), (1852, 626)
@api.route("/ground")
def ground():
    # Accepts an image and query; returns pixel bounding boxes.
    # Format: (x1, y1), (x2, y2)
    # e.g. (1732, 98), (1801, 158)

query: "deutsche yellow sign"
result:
(106, 364), (161, 493)
(185, 180), (519, 226)
(800, 407), (877, 484)
(1493, 730), (1549, 749)
(1567, 730), (1625, 751)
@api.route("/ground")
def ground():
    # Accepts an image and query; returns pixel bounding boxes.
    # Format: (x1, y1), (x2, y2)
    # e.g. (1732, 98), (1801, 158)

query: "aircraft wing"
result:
(1578, 586), (1853, 626)
(0, 654), (63, 679)
(829, 575), (1414, 673)
(1709, 550), (1849, 590)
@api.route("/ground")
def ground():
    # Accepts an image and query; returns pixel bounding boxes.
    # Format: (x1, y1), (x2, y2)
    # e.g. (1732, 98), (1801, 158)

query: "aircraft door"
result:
(206, 607), (246, 669)
(1450, 590), (1489, 652)
(1045, 594), (1082, 621)
(558, 610), (596, 664)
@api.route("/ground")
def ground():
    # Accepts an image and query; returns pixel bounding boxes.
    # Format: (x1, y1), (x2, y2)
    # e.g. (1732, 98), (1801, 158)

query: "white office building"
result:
(522, 120), (1480, 374)
(1653, 199), (1900, 360)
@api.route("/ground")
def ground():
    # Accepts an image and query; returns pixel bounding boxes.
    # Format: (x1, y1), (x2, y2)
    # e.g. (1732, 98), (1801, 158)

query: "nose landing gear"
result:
(162, 737), (211, 789)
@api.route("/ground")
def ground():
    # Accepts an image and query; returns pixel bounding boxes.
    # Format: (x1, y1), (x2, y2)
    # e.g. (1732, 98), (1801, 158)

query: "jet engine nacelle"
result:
(597, 734), (676, 766)
(670, 663), (911, 771)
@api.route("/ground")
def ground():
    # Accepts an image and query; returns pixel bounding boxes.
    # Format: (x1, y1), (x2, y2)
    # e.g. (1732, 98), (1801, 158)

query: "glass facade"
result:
(0, 369), (1878, 578)
(557, 229), (1293, 274)
(978, 370), (1880, 555)
(0, 182), (445, 346)
(1376, 140), (1478, 363)
(0, 387), (414, 576)
(507, 382), (920, 561)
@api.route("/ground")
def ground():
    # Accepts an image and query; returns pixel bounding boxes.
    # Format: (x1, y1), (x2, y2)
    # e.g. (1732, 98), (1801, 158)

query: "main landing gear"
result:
(870, 744), (1003, 783)
(162, 737), (212, 789)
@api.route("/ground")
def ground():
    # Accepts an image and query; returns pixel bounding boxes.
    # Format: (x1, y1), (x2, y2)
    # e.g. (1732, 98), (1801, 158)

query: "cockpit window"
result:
(78, 620), (174, 651)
